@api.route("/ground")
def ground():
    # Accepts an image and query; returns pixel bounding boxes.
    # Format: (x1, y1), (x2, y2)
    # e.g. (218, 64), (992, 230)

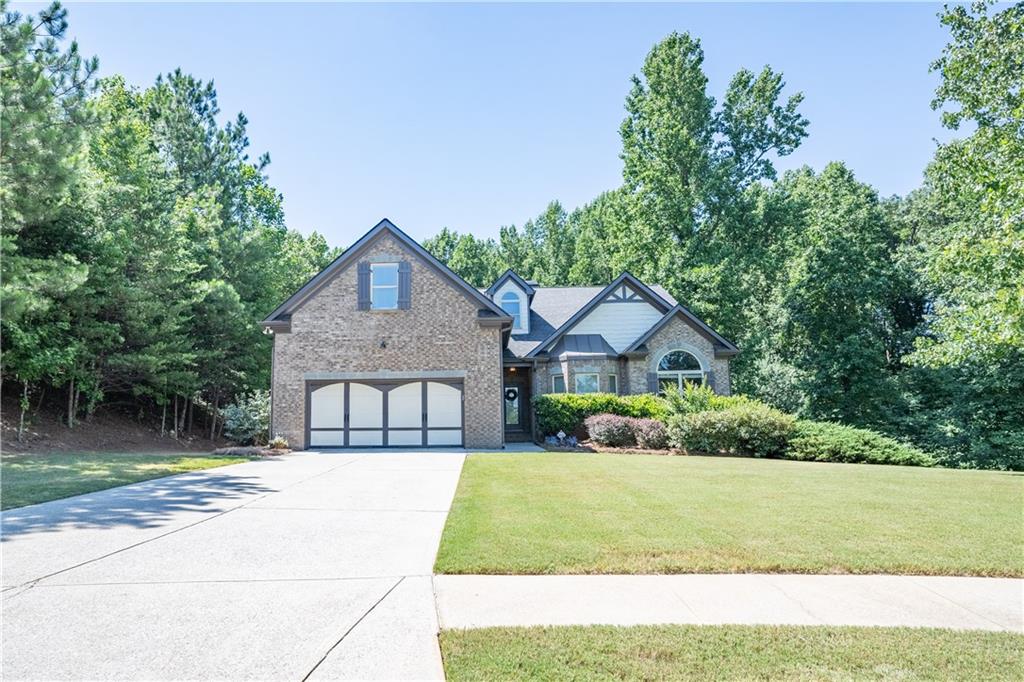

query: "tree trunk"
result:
(67, 378), (75, 428)
(209, 393), (219, 441)
(35, 386), (46, 415)
(18, 381), (28, 442)
(161, 401), (167, 437)
(173, 395), (179, 439)
(186, 397), (194, 434)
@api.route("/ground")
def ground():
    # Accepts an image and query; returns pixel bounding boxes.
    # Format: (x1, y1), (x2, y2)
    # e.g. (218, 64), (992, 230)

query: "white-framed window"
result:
(608, 374), (617, 394)
(656, 349), (705, 393)
(574, 373), (599, 394)
(551, 375), (566, 393)
(370, 263), (399, 309)
(500, 291), (522, 330)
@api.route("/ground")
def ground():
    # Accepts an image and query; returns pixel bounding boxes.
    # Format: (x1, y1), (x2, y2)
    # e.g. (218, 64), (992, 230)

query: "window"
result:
(608, 374), (617, 394)
(500, 292), (522, 330)
(656, 349), (705, 394)
(370, 263), (399, 309)
(574, 373), (599, 394)
(551, 375), (566, 393)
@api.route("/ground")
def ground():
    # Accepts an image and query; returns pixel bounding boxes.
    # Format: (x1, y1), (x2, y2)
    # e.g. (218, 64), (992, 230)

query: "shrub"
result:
(584, 414), (637, 447)
(268, 434), (289, 450)
(787, 420), (935, 467)
(221, 390), (270, 446)
(632, 418), (668, 449)
(668, 403), (795, 458)
(663, 383), (758, 416)
(534, 392), (667, 437)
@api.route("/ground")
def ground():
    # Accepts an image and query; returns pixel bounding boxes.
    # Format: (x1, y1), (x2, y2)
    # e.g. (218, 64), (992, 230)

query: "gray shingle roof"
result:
(499, 283), (678, 357)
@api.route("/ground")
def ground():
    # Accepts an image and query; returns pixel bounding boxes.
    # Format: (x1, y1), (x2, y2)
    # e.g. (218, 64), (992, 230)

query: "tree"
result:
(912, 1), (1024, 367)
(1, 1), (96, 428)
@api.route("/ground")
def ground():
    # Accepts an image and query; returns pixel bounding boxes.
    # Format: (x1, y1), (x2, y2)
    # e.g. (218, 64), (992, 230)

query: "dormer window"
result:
(500, 292), (522, 330)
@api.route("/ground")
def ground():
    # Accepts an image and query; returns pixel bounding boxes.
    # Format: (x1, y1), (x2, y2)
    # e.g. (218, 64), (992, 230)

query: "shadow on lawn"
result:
(0, 470), (274, 540)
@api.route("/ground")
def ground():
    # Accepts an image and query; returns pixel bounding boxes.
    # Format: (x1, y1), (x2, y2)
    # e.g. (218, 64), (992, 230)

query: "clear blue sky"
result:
(34, 2), (958, 246)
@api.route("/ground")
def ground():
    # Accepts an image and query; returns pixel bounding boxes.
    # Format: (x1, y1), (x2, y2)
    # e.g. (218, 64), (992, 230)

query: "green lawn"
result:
(435, 453), (1023, 576)
(440, 625), (1024, 681)
(0, 452), (252, 510)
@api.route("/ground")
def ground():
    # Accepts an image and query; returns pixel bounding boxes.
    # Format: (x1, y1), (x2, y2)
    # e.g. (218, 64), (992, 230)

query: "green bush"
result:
(221, 391), (270, 446)
(787, 420), (935, 467)
(667, 403), (795, 458)
(663, 383), (758, 415)
(533, 392), (667, 437)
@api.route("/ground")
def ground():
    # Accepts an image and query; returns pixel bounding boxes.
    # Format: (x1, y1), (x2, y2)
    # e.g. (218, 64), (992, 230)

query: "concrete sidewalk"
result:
(434, 574), (1024, 632)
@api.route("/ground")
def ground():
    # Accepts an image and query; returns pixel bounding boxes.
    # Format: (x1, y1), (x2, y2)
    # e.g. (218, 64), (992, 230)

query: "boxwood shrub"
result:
(667, 403), (795, 458)
(534, 392), (667, 437)
(787, 420), (935, 467)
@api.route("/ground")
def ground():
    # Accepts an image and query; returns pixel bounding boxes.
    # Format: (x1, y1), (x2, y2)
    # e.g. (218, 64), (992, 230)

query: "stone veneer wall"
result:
(271, 233), (504, 449)
(633, 316), (731, 395)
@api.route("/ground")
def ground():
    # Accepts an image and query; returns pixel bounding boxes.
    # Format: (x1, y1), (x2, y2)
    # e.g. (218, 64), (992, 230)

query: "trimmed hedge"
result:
(667, 403), (796, 458)
(787, 420), (935, 467)
(534, 393), (667, 437)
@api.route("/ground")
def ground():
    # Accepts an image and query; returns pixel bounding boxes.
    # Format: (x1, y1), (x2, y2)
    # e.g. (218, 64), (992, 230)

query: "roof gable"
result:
(486, 269), (535, 298)
(525, 272), (673, 358)
(623, 305), (740, 356)
(262, 219), (509, 323)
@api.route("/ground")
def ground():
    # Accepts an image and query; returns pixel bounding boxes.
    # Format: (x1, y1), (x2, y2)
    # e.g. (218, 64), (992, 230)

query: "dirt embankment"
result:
(1, 399), (223, 455)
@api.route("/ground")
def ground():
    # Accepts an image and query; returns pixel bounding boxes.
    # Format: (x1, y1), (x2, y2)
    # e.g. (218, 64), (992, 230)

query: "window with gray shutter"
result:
(357, 262), (371, 310)
(397, 261), (411, 309)
(647, 372), (658, 393)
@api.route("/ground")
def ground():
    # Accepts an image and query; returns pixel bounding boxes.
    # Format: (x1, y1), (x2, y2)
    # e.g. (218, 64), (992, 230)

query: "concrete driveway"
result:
(1, 450), (466, 681)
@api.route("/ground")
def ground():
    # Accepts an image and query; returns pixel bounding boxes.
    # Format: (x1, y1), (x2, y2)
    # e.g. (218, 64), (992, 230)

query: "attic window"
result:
(500, 292), (523, 330)
(370, 263), (399, 309)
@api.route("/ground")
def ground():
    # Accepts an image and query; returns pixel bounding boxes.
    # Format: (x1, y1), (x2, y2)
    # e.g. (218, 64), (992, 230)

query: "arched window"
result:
(657, 349), (705, 393)
(500, 292), (522, 330)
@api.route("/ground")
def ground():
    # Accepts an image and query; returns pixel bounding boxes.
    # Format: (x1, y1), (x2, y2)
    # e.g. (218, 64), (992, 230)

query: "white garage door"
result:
(307, 380), (463, 448)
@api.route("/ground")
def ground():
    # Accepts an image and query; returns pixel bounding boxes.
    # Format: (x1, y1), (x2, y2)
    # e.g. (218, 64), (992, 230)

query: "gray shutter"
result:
(357, 262), (371, 310)
(397, 261), (412, 309)
(647, 372), (659, 394)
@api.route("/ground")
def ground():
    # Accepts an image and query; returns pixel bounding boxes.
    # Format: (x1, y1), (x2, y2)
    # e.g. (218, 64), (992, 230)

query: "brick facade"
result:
(271, 233), (504, 449)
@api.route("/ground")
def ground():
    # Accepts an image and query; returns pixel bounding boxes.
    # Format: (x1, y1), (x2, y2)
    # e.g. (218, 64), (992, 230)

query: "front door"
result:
(503, 368), (531, 440)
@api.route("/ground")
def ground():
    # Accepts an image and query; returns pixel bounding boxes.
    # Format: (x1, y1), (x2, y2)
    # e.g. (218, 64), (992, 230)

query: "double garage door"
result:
(307, 380), (463, 448)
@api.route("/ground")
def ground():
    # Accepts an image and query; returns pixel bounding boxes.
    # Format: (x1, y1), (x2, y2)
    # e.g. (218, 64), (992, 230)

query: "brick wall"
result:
(271, 233), (504, 449)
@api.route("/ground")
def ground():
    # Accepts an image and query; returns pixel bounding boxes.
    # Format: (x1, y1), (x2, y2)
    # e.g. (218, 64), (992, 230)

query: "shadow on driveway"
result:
(0, 472), (273, 540)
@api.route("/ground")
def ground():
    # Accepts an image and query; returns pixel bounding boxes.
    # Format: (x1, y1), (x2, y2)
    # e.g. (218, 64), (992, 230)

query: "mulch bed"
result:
(541, 442), (682, 456)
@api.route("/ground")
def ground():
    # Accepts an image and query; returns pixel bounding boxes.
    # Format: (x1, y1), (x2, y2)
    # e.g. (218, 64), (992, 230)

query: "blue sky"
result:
(36, 2), (957, 246)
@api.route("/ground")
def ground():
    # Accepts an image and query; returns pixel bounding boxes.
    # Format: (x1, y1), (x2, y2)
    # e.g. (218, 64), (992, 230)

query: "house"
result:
(261, 219), (738, 449)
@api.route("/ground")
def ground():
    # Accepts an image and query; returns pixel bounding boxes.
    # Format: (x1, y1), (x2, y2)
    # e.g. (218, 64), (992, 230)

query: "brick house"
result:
(261, 219), (738, 449)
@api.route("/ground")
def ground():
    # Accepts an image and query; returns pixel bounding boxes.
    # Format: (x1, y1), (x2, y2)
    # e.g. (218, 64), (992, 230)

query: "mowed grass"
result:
(435, 453), (1023, 576)
(0, 452), (251, 510)
(440, 625), (1024, 681)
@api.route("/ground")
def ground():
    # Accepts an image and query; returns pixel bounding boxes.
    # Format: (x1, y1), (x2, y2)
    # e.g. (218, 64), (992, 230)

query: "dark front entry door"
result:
(503, 379), (528, 435)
